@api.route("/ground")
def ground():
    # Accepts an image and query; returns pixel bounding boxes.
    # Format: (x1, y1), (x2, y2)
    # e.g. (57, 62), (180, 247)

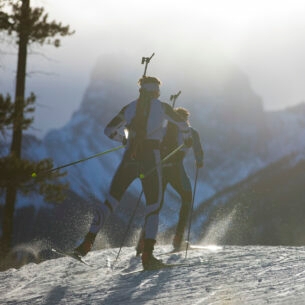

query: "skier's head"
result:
(175, 107), (190, 123)
(138, 76), (161, 98)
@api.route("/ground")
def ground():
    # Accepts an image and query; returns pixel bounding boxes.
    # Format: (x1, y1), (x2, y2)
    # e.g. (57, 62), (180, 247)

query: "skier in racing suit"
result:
(74, 76), (192, 270)
(161, 107), (203, 251)
(136, 107), (203, 254)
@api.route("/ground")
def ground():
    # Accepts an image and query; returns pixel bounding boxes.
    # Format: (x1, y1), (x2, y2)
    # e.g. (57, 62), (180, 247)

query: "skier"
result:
(162, 107), (203, 250)
(74, 76), (192, 270)
(136, 107), (204, 254)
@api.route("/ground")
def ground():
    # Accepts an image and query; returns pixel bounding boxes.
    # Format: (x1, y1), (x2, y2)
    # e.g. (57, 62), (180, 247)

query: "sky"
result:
(1, 0), (305, 138)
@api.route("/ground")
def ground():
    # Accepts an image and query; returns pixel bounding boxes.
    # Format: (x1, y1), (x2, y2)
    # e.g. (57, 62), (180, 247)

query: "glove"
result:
(184, 137), (193, 148)
(110, 131), (117, 139)
(122, 136), (127, 146)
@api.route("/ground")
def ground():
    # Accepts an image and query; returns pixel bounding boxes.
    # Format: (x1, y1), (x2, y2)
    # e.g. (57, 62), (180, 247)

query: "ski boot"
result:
(141, 239), (165, 270)
(74, 232), (96, 257)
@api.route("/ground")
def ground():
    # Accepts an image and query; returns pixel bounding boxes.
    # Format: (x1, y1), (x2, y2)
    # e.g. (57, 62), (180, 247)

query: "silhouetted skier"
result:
(74, 76), (192, 270)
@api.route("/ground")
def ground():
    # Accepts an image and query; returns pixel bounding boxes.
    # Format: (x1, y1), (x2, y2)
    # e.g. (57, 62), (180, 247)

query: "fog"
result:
(1, 0), (305, 137)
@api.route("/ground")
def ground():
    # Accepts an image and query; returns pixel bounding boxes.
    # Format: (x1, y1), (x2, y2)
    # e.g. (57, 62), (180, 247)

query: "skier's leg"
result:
(140, 150), (166, 269)
(75, 154), (137, 256)
(169, 163), (192, 250)
(142, 156), (163, 241)
(135, 169), (168, 256)
(135, 227), (145, 256)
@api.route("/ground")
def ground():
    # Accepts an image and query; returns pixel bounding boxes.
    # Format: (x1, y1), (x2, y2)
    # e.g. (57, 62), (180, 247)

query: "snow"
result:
(1, 245), (305, 304)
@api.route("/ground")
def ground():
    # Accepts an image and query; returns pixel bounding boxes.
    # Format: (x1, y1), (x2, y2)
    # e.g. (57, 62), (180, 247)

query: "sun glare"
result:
(28, 0), (305, 111)
(38, 0), (305, 36)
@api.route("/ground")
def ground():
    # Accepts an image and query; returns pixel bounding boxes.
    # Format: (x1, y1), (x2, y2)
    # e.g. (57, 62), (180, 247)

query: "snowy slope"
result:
(1, 245), (305, 304)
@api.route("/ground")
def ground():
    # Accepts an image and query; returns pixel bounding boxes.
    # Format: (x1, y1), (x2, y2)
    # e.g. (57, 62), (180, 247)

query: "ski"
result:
(51, 248), (90, 266)
(159, 249), (182, 256)
(122, 259), (208, 276)
(159, 245), (196, 256)
(122, 262), (185, 275)
(160, 244), (221, 256)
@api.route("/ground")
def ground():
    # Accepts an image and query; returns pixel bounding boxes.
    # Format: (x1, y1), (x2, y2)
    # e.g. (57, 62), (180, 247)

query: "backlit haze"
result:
(1, 0), (305, 137)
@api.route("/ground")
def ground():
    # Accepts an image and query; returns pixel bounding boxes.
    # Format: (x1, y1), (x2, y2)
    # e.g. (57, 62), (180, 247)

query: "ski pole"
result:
(114, 143), (185, 264)
(112, 190), (144, 267)
(31, 145), (124, 178)
(141, 53), (155, 77)
(170, 90), (181, 107)
(113, 144), (185, 264)
(185, 165), (199, 259)
(139, 143), (185, 180)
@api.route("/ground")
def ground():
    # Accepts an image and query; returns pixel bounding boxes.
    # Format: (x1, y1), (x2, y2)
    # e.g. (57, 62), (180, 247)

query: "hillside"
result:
(192, 153), (305, 246)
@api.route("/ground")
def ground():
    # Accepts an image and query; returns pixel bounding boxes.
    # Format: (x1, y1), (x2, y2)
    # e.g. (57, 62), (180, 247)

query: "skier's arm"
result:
(191, 128), (204, 168)
(104, 106), (127, 142)
(162, 102), (192, 141)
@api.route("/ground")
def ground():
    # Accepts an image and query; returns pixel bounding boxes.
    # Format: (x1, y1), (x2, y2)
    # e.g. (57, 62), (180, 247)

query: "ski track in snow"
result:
(1, 245), (305, 304)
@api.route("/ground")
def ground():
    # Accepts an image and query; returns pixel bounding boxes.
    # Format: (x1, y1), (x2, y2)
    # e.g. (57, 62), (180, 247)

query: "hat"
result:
(138, 76), (161, 92)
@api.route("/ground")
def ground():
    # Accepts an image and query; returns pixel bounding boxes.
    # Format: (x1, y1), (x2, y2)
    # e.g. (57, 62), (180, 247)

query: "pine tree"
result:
(0, 0), (74, 258)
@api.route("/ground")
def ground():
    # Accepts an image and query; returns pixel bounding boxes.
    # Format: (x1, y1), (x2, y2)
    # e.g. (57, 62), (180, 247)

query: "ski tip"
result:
(51, 248), (91, 266)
